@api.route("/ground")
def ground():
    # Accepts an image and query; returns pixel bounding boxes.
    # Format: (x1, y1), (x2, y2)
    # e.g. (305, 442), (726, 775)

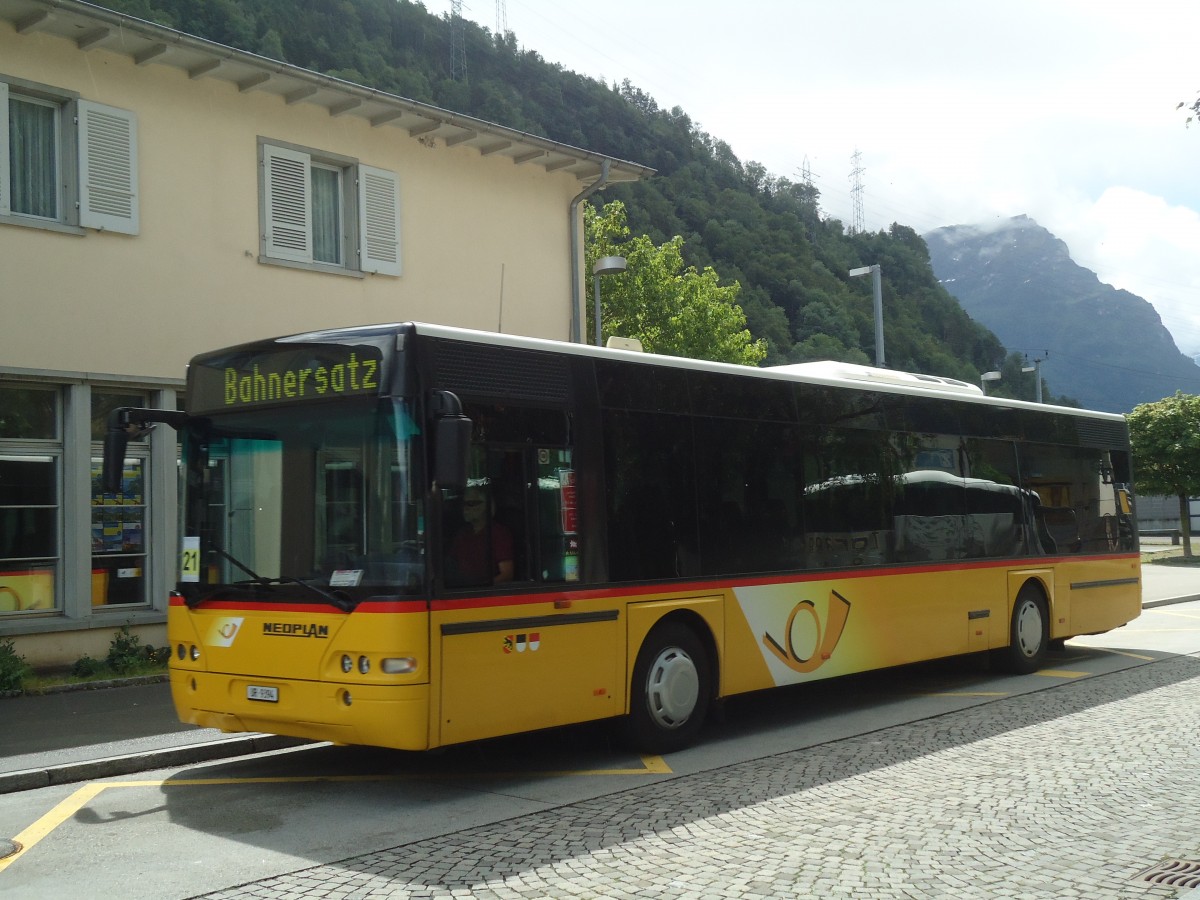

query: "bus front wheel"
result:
(995, 585), (1049, 675)
(621, 621), (712, 754)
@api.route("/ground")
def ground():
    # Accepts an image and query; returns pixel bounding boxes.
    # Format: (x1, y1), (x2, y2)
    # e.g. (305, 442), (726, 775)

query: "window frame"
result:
(258, 138), (401, 277)
(0, 75), (139, 235)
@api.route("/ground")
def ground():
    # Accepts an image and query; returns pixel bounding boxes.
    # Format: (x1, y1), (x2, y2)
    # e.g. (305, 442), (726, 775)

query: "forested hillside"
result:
(99, 0), (1005, 379)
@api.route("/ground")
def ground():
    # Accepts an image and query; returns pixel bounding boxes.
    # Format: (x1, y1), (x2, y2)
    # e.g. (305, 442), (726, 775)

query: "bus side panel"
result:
(1055, 555), (1141, 637)
(725, 567), (1009, 692)
(436, 606), (623, 746)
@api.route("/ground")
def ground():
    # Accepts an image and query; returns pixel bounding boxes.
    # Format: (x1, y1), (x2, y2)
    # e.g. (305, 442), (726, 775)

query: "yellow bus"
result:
(104, 323), (1140, 753)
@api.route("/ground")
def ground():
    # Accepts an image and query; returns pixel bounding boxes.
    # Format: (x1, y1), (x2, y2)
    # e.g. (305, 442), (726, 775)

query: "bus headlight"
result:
(381, 657), (417, 674)
(358, 655), (370, 674)
(190, 645), (200, 661)
(341, 654), (353, 673)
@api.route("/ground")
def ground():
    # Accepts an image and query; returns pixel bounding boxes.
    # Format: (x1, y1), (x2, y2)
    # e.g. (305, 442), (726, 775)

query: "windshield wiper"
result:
(272, 576), (357, 612)
(192, 546), (357, 611)
(208, 545), (268, 584)
(189, 577), (356, 611)
(188, 583), (269, 608)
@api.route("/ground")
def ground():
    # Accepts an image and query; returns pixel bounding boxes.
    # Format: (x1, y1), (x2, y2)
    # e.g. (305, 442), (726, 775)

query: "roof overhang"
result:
(0, 0), (654, 185)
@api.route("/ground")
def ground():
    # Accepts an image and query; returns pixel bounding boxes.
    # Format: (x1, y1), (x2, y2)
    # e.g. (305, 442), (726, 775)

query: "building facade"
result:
(0, 0), (649, 666)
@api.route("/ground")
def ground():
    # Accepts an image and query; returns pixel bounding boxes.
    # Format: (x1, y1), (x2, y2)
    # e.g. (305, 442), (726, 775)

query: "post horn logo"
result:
(763, 590), (851, 674)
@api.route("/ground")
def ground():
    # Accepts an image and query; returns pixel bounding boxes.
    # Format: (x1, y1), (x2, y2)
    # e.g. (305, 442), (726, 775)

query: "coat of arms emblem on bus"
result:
(762, 590), (851, 674)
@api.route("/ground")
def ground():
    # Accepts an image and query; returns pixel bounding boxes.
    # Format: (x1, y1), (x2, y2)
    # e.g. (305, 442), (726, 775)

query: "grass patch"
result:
(1, 624), (170, 696)
(21, 659), (168, 693)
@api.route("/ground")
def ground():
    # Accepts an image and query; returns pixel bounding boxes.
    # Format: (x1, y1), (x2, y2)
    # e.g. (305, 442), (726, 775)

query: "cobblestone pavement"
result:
(199, 655), (1200, 900)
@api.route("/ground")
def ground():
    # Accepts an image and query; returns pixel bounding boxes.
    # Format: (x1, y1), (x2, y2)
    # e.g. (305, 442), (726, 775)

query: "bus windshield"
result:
(178, 398), (425, 603)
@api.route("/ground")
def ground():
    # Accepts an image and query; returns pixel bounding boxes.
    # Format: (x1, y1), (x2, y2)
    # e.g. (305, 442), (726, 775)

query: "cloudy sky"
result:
(438, 0), (1200, 355)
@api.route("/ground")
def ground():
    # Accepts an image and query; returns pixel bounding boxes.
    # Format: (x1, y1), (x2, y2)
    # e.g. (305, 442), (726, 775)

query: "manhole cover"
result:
(1136, 859), (1200, 889)
(0, 839), (19, 860)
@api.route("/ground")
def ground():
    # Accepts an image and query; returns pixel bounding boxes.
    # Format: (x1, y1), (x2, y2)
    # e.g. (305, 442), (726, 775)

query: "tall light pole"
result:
(981, 371), (1002, 395)
(849, 264), (884, 366)
(1022, 353), (1045, 403)
(592, 256), (626, 347)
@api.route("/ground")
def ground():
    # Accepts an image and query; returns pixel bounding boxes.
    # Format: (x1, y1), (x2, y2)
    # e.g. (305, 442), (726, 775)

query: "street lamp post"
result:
(981, 371), (1002, 395)
(849, 264), (884, 366)
(592, 255), (627, 347)
(1022, 358), (1043, 403)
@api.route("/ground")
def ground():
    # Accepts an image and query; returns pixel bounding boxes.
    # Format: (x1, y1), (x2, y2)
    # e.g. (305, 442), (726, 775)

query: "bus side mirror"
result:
(429, 391), (471, 491)
(435, 416), (472, 491)
(102, 407), (191, 493)
(102, 414), (131, 494)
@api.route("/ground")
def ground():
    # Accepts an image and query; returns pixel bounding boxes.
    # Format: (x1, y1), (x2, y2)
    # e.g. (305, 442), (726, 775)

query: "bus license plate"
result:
(246, 685), (278, 702)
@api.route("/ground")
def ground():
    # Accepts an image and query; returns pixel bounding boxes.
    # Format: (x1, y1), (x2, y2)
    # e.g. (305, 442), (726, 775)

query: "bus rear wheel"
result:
(994, 585), (1049, 675)
(621, 621), (711, 754)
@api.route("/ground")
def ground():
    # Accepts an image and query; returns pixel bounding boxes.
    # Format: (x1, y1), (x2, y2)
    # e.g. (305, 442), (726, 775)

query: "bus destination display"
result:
(189, 344), (384, 412)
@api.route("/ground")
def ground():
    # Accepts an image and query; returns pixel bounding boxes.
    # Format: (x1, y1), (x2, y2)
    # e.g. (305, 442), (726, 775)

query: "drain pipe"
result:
(568, 159), (612, 344)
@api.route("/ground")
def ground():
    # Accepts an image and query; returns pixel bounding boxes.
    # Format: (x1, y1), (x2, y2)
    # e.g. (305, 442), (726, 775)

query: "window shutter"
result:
(263, 144), (312, 262)
(358, 164), (401, 276)
(0, 82), (10, 217)
(77, 100), (139, 234)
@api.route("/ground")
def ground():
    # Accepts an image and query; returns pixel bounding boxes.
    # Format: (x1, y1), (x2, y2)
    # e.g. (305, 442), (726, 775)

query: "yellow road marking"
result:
(0, 783), (106, 874)
(0, 754), (669, 876)
(1037, 669), (1089, 678)
(1089, 648), (1157, 661)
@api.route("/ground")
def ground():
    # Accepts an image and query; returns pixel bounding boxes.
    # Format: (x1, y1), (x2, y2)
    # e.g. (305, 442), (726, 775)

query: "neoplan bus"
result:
(104, 323), (1140, 753)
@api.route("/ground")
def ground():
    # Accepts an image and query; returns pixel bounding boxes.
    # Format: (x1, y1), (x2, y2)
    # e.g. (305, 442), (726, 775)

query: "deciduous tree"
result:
(1126, 391), (1200, 557)
(585, 201), (766, 366)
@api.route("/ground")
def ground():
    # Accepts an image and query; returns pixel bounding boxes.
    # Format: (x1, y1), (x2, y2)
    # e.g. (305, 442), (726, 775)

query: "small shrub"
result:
(0, 637), (32, 692)
(71, 655), (106, 678)
(144, 644), (171, 666)
(106, 623), (146, 675)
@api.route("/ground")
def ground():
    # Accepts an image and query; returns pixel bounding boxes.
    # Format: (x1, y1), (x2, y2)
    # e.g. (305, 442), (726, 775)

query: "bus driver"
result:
(447, 486), (514, 585)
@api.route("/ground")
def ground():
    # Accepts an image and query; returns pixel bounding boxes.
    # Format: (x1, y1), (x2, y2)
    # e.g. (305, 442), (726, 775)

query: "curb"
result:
(1143, 594), (1200, 609)
(0, 734), (310, 795)
(1, 672), (169, 701)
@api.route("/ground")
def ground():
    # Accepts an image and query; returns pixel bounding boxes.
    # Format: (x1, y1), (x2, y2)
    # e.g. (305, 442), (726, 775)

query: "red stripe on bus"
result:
(168, 552), (1138, 615)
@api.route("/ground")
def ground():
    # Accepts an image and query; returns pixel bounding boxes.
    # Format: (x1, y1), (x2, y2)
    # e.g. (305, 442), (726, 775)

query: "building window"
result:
(8, 93), (59, 219)
(310, 162), (345, 265)
(90, 390), (149, 607)
(0, 78), (139, 234)
(0, 384), (61, 615)
(259, 139), (401, 276)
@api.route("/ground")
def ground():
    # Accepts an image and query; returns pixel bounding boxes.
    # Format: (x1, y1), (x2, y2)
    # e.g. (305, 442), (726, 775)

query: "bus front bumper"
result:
(170, 670), (432, 751)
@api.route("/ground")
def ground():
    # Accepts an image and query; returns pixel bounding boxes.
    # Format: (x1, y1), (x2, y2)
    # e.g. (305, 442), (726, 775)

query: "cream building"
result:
(0, 0), (650, 667)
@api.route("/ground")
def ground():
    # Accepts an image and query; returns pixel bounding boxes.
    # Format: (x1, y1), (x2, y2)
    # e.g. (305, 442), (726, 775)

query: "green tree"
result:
(585, 201), (766, 366)
(1126, 391), (1200, 557)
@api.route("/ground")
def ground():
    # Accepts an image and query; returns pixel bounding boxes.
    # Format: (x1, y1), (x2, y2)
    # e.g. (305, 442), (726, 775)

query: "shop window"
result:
(90, 390), (148, 606)
(0, 384), (60, 614)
